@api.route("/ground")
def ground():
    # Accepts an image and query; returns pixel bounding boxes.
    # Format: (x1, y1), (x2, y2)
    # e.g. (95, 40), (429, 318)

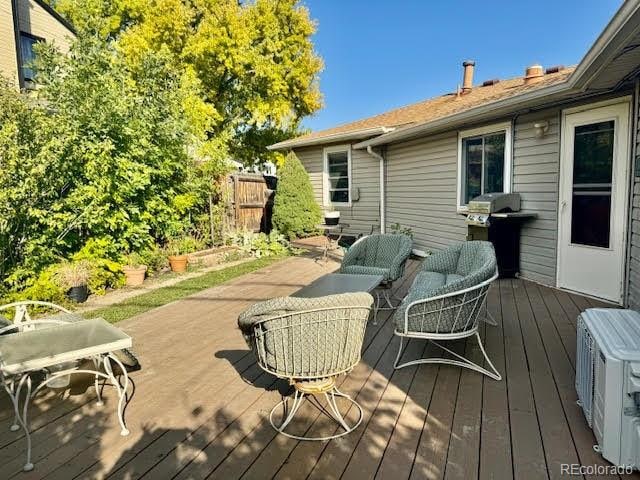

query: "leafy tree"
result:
(54, 0), (323, 165)
(272, 152), (321, 239)
(0, 34), (201, 294)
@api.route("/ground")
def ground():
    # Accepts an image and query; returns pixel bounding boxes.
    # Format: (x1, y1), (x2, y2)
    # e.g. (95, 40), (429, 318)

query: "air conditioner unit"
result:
(576, 308), (640, 469)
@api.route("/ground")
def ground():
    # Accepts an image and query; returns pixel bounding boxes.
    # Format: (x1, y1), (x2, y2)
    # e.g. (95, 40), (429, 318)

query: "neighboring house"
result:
(0, 0), (74, 89)
(269, 0), (640, 307)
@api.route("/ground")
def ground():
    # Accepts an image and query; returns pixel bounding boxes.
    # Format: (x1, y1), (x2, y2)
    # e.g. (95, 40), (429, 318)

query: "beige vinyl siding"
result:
(293, 143), (381, 236)
(17, 0), (72, 52)
(627, 81), (640, 309)
(512, 109), (561, 286)
(0, 0), (18, 86)
(384, 133), (466, 253)
(294, 146), (324, 204)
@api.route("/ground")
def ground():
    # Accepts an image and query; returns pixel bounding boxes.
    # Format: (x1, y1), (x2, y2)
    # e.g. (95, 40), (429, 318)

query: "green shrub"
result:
(53, 260), (92, 289)
(166, 235), (204, 256)
(228, 229), (291, 258)
(138, 245), (168, 274)
(8, 265), (66, 304)
(272, 152), (322, 239)
(72, 239), (123, 294)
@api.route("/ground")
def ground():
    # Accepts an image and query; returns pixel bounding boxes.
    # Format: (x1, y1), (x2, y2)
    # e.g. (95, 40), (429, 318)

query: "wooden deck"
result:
(0, 254), (637, 479)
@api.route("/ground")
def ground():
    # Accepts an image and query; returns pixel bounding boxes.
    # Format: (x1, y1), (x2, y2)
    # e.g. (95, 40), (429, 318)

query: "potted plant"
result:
(166, 236), (199, 273)
(54, 260), (92, 303)
(324, 206), (340, 226)
(122, 253), (147, 287)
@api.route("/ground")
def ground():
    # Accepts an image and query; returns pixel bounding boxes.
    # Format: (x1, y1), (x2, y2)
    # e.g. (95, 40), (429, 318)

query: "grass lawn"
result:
(86, 255), (286, 323)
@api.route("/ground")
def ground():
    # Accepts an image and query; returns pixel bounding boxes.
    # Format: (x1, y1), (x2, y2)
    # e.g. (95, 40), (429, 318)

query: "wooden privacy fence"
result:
(227, 173), (276, 233)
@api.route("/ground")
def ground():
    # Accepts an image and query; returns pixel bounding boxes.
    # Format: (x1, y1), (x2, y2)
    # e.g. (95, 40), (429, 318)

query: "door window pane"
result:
(462, 131), (506, 204)
(570, 120), (614, 248)
(326, 150), (350, 204)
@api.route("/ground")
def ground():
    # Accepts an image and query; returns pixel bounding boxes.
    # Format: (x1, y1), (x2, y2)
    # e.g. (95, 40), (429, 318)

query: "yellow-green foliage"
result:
(272, 152), (321, 239)
(55, 0), (323, 165)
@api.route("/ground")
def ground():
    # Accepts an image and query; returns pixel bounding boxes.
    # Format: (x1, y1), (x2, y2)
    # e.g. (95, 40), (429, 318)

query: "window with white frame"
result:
(323, 146), (351, 205)
(458, 123), (511, 208)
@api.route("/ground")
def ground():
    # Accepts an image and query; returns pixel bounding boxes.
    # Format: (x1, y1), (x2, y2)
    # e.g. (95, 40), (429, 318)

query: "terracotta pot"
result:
(168, 255), (188, 273)
(123, 265), (147, 287)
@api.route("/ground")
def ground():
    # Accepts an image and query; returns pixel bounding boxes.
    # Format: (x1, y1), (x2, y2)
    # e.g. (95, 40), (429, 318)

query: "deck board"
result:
(0, 254), (637, 479)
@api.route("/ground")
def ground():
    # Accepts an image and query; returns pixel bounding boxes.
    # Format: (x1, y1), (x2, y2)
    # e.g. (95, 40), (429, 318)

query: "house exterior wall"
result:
(512, 110), (561, 286)
(627, 81), (640, 309)
(384, 132), (466, 253)
(382, 112), (561, 286)
(17, 0), (72, 50)
(293, 143), (381, 236)
(0, 0), (73, 86)
(0, 0), (18, 86)
(293, 94), (633, 293)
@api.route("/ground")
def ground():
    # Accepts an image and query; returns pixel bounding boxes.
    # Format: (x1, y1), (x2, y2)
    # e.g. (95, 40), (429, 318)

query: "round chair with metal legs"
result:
(393, 241), (501, 380)
(238, 292), (373, 441)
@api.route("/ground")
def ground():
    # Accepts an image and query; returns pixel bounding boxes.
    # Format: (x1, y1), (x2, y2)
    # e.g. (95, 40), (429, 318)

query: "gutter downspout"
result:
(366, 145), (386, 234)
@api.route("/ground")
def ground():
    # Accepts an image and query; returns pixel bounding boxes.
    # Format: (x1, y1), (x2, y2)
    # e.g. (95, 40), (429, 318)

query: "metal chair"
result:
(238, 292), (373, 440)
(393, 241), (501, 380)
(340, 233), (412, 312)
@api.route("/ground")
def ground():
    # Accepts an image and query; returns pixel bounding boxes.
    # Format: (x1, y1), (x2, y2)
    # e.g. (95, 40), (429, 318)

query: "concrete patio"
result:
(0, 252), (635, 479)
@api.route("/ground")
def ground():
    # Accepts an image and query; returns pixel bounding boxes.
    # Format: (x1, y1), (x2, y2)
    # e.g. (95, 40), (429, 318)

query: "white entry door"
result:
(557, 101), (631, 303)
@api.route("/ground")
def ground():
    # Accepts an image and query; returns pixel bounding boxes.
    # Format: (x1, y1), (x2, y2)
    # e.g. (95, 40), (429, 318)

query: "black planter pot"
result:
(324, 214), (340, 226)
(68, 285), (89, 303)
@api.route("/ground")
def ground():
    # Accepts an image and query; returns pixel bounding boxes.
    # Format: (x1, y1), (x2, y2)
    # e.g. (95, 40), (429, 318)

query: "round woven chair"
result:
(393, 241), (501, 380)
(238, 292), (374, 440)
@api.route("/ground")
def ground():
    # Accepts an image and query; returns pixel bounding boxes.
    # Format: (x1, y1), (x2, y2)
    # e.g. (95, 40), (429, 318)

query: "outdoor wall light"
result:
(534, 120), (550, 138)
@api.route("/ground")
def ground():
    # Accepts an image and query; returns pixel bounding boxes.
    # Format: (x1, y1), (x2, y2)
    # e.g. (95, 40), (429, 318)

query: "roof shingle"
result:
(295, 68), (574, 144)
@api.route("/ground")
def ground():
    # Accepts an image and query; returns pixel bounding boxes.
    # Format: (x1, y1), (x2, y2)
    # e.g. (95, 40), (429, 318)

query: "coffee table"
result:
(292, 273), (383, 323)
(0, 318), (132, 471)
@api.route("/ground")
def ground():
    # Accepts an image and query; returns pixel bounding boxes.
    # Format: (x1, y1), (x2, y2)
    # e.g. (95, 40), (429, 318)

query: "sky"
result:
(302, 0), (623, 132)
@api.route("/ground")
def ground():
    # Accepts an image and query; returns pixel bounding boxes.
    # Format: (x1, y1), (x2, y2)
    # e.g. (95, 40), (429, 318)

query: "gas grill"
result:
(465, 193), (536, 277)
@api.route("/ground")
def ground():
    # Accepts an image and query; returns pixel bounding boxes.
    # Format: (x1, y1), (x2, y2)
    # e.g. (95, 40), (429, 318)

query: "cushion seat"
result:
(394, 241), (497, 333)
(446, 273), (464, 284)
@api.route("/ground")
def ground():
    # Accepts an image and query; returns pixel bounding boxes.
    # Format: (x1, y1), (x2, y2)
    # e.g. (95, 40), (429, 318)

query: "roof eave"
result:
(267, 126), (395, 151)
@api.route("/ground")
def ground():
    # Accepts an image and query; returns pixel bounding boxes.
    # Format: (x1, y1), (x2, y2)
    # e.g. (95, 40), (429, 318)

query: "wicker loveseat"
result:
(393, 241), (501, 380)
(340, 234), (412, 311)
(238, 292), (374, 440)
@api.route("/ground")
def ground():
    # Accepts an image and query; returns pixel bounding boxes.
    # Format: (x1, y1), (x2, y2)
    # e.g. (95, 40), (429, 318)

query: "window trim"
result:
(323, 144), (352, 207)
(456, 122), (512, 212)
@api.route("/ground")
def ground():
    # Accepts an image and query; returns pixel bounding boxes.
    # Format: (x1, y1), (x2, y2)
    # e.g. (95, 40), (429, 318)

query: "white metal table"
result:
(0, 318), (132, 471)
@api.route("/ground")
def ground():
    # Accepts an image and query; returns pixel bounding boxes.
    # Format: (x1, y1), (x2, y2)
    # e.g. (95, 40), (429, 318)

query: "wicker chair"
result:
(238, 292), (374, 440)
(340, 234), (412, 312)
(393, 241), (501, 380)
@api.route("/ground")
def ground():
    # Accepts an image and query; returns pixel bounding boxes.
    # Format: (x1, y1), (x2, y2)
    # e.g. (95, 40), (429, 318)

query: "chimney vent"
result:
(482, 78), (500, 87)
(524, 64), (544, 85)
(545, 65), (565, 74)
(462, 60), (475, 94)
